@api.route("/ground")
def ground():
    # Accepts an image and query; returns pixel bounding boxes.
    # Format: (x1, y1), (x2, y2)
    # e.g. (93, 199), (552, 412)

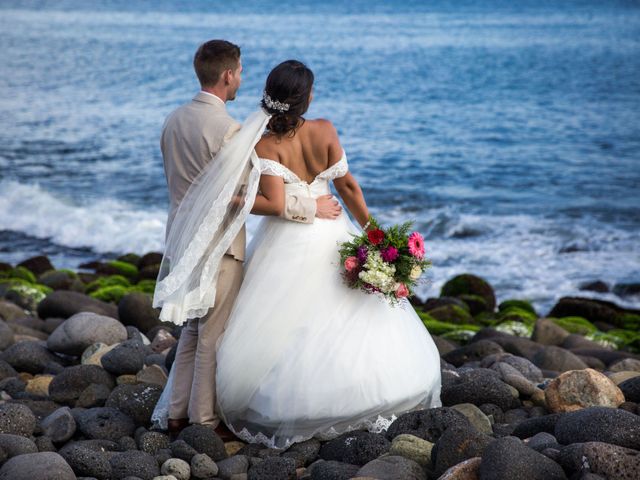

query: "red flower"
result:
(367, 228), (385, 245)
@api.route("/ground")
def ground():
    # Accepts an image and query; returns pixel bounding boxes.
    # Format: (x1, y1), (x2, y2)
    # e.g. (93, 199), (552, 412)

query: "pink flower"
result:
(381, 246), (399, 263)
(344, 256), (359, 272)
(395, 283), (409, 298)
(408, 232), (425, 259)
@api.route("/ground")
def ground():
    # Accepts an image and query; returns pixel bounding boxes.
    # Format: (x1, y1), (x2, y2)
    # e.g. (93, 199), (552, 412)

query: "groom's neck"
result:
(202, 86), (229, 103)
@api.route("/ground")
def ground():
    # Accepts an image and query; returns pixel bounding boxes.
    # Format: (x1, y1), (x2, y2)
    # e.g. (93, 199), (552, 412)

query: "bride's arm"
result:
(322, 121), (370, 229)
(334, 172), (370, 228)
(251, 175), (285, 216)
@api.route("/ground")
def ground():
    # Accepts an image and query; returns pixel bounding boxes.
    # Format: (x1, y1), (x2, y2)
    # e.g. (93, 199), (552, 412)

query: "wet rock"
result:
(109, 450), (160, 479)
(49, 364), (115, 405)
(76, 382), (112, 408)
(0, 341), (62, 374)
(525, 432), (560, 452)
(307, 459), (359, 480)
(190, 453), (219, 479)
(436, 457), (481, 480)
(388, 433), (433, 467)
(118, 292), (161, 334)
(489, 335), (544, 361)
(450, 404), (492, 434)
(355, 454), (426, 480)
(0, 433), (38, 458)
(217, 454), (249, 478)
(618, 376), (640, 402)
(105, 383), (163, 425)
(609, 358), (640, 372)
(480, 353), (543, 383)
(161, 458), (190, 480)
(532, 346), (589, 372)
(74, 407), (136, 441)
(170, 439), (199, 462)
(319, 430), (390, 466)
(40, 406), (76, 443)
(554, 406), (640, 449)
(37, 290), (118, 320)
(440, 274), (496, 312)
(247, 456), (296, 479)
(512, 414), (562, 439)
(547, 297), (621, 326)
(0, 360), (17, 382)
(385, 407), (471, 443)
(441, 368), (515, 411)
(0, 320), (14, 350)
(478, 436), (567, 480)
(0, 402), (36, 436)
(138, 430), (170, 455)
(136, 365), (167, 387)
(47, 312), (127, 356)
(432, 424), (492, 476)
(177, 424), (227, 461)
(101, 339), (148, 375)
(532, 318), (570, 346)
(558, 441), (640, 480)
(283, 438), (320, 467)
(59, 442), (113, 480)
(0, 451), (75, 480)
(545, 368), (625, 412)
(442, 340), (504, 367)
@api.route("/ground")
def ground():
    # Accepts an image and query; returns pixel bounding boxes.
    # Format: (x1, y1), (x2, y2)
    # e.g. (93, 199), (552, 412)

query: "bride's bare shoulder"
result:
(306, 118), (339, 139)
(306, 118), (342, 160)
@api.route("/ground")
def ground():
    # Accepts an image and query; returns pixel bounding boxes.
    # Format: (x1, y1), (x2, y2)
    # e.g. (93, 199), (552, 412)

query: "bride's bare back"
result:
(255, 118), (344, 183)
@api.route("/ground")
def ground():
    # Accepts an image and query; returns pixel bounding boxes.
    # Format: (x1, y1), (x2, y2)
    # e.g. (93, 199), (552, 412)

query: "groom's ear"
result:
(222, 69), (232, 85)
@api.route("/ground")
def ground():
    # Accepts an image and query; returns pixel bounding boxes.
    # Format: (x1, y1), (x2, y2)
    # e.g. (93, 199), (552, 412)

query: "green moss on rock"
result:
(498, 299), (536, 316)
(495, 320), (533, 337)
(0, 266), (37, 284)
(89, 285), (130, 303)
(106, 260), (139, 279)
(457, 294), (489, 315)
(550, 316), (597, 335)
(497, 306), (538, 325)
(85, 275), (131, 294)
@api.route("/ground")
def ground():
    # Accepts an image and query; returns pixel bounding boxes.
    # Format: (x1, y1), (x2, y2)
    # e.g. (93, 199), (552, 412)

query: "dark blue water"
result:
(1, 0), (639, 313)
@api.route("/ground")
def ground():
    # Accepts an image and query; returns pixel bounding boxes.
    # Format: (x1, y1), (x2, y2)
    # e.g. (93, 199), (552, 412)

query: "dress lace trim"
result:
(228, 413), (397, 450)
(259, 149), (348, 185)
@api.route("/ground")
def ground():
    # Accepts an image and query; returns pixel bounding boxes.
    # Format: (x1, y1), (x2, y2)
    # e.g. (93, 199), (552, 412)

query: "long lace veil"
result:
(152, 108), (271, 326)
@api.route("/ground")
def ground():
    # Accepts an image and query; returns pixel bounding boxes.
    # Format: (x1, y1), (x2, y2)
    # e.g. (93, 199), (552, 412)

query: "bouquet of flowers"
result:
(338, 216), (432, 304)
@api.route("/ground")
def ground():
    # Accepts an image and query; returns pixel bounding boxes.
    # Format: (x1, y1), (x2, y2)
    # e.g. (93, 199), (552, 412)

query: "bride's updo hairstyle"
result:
(261, 60), (314, 138)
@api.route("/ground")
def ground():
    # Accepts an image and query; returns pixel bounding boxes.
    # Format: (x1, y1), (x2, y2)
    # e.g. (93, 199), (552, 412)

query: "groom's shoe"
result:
(214, 423), (239, 442)
(167, 418), (190, 437)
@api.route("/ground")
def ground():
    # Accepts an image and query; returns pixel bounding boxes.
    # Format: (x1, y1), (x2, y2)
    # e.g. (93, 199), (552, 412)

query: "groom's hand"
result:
(315, 195), (342, 220)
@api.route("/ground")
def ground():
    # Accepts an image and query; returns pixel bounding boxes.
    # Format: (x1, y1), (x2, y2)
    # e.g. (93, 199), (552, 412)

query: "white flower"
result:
(359, 251), (396, 293)
(409, 265), (422, 281)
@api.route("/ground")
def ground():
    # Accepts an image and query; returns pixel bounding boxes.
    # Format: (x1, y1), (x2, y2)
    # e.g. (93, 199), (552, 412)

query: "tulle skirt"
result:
(214, 211), (442, 449)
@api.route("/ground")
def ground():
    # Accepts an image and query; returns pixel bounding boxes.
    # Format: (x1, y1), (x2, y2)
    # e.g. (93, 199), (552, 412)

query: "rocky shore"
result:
(0, 252), (638, 480)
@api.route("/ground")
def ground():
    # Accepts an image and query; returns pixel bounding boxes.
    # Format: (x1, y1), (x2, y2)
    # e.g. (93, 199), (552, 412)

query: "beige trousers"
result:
(168, 254), (244, 426)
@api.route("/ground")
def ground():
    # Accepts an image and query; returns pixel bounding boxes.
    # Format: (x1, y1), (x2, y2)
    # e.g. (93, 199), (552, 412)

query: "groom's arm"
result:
(280, 194), (316, 223)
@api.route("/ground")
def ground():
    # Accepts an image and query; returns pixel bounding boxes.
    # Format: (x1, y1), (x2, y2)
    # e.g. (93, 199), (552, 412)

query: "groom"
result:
(161, 39), (342, 439)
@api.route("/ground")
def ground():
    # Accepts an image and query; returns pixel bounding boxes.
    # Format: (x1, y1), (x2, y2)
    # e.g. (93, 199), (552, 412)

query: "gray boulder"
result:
(0, 452), (76, 480)
(47, 312), (127, 356)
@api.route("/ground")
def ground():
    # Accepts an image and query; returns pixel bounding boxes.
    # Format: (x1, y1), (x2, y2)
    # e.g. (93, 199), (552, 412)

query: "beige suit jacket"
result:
(161, 92), (316, 261)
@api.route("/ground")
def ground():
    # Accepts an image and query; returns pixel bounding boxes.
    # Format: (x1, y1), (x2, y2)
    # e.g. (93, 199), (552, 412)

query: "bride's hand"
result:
(315, 195), (342, 219)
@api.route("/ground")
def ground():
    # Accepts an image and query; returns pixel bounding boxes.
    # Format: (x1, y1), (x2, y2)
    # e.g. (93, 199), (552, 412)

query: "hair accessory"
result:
(262, 91), (290, 113)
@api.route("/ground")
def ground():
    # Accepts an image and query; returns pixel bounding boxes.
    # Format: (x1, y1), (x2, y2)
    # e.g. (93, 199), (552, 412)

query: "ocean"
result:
(1, 0), (639, 314)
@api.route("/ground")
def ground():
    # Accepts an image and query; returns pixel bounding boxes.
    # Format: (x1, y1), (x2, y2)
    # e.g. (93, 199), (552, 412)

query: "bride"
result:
(214, 60), (441, 448)
(152, 60), (441, 449)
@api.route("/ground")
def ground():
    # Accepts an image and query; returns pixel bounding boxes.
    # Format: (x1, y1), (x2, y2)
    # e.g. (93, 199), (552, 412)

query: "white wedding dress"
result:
(211, 149), (442, 449)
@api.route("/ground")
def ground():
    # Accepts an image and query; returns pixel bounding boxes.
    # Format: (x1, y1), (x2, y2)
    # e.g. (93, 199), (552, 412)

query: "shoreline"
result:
(0, 252), (638, 477)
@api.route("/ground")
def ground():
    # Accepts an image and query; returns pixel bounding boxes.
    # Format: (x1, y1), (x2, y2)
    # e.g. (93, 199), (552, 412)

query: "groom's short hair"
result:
(193, 40), (241, 87)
